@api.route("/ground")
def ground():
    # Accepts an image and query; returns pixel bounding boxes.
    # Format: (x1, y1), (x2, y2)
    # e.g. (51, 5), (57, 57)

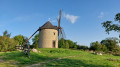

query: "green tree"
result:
(101, 37), (120, 52)
(32, 34), (39, 48)
(65, 41), (69, 49)
(59, 38), (65, 48)
(67, 40), (74, 48)
(90, 41), (102, 51)
(58, 38), (82, 49)
(13, 35), (26, 45)
(77, 45), (88, 50)
(0, 36), (17, 52)
(102, 13), (120, 35)
(101, 44), (108, 52)
(73, 42), (77, 49)
(3, 30), (11, 37)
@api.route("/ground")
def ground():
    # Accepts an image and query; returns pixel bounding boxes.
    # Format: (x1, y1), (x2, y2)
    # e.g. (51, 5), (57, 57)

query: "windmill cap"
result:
(39, 21), (58, 30)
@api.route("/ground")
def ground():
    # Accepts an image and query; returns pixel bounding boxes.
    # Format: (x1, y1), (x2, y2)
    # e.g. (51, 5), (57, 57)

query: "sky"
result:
(0, 0), (120, 47)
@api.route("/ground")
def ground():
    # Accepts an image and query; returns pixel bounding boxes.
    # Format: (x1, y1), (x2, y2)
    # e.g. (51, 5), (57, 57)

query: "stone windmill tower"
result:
(24, 10), (65, 48)
(38, 21), (58, 48)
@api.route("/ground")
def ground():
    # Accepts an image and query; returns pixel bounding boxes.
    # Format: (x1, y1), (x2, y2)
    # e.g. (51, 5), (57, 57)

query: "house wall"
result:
(38, 29), (58, 48)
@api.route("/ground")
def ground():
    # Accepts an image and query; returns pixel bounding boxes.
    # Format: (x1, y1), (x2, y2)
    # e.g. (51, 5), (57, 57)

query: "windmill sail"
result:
(57, 10), (66, 40)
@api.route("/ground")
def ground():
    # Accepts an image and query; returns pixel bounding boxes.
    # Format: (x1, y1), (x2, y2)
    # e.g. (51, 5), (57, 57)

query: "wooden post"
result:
(28, 44), (30, 58)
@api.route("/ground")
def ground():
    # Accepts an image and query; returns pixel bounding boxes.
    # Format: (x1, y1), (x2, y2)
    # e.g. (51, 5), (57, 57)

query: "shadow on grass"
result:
(2, 51), (56, 66)
(46, 58), (113, 67)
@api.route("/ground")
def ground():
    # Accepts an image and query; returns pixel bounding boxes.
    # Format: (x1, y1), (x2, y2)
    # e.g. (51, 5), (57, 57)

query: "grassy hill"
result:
(0, 48), (120, 67)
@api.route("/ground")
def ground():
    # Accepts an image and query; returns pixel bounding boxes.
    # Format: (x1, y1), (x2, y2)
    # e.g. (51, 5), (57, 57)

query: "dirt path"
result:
(26, 56), (77, 67)
(0, 59), (4, 63)
(0, 56), (4, 63)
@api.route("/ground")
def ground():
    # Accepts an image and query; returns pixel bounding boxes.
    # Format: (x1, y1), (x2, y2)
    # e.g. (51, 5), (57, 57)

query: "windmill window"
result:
(53, 32), (55, 35)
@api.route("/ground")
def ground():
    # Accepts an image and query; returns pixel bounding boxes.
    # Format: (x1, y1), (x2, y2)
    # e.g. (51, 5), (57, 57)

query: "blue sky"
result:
(0, 0), (120, 46)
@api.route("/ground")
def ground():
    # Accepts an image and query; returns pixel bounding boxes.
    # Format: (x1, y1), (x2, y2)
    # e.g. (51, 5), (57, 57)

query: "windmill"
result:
(18, 10), (66, 58)
(23, 10), (65, 50)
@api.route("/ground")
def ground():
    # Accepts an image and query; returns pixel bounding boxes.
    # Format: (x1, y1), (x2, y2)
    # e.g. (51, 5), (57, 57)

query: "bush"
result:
(101, 37), (120, 52)
(13, 35), (27, 45)
(77, 45), (88, 50)
(114, 52), (120, 56)
(90, 41), (108, 52)
(0, 36), (17, 52)
(90, 41), (102, 51)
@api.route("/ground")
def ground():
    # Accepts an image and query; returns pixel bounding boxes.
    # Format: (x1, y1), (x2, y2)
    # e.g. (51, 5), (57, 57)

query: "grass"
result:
(0, 48), (120, 67)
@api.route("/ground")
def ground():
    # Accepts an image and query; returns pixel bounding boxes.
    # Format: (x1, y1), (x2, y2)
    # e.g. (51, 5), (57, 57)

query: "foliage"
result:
(0, 30), (29, 52)
(58, 38), (65, 48)
(101, 44), (108, 52)
(32, 34), (39, 48)
(90, 37), (120, 52)
(59, 38), (88, 50)
(101, 37), (120, 52)
(0, 36), (17, 52)
(102, 13), (120, 35)
(13, 35), (27, 45)
(101, 13), (120, 53)
(65, 41), (69, 49)
(77, 45), (88, 50)
(59, 38), (76, 49)
(90, 41), (103, 51)
(90, 41), (108, 52)
(3, 30), (11, 37)
(67, 40), (74, 48)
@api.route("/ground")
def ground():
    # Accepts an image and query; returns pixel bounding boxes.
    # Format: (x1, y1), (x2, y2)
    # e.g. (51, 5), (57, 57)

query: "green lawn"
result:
(0, 48), (120, 67)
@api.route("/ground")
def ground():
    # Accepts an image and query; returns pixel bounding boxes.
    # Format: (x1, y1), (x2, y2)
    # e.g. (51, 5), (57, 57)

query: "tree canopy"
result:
(0, 30), (30, 52)
(101, 37), (120, 52)
(90, 37), (120, 52)
(102, 13), (120, 35)
(3, 30), (11, 37)
(0, 36), (17, 52)
(58, 38), (88, 50)
(32, 34), (39, 48)
(13, 35), (27, 45)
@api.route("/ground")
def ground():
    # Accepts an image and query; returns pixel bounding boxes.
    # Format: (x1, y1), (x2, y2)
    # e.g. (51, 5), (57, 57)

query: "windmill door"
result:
(53, 41), (56, 48)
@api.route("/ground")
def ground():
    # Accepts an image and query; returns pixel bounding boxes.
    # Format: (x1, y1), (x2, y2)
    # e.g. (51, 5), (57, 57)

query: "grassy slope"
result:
(0, 48), (120, 67)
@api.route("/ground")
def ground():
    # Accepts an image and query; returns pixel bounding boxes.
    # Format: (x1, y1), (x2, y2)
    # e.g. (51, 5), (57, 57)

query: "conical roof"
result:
(39, 21), (58, 30)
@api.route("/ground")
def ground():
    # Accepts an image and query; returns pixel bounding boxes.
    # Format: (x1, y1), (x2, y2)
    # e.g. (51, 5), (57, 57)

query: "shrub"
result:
(13, 35), (27, 45)
(101, 37), (120, 51)
(77, 45), (88, 50)
(90, 41), (108, 52)
(0, 36), (17, 52)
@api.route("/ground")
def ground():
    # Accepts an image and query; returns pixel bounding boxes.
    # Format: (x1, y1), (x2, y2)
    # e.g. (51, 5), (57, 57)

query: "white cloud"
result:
(98, 12), (104, 19)
(64, 13), (79, 24)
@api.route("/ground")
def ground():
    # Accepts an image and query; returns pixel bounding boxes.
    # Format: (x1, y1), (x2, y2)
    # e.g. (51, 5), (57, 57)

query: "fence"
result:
(16, 44), (30, 58)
